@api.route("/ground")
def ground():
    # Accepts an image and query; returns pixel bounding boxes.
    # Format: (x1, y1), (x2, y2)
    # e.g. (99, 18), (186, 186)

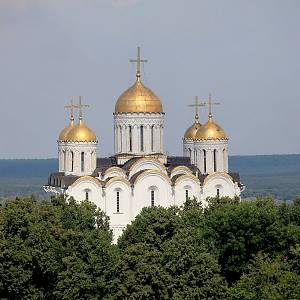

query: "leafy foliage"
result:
(0, 196), (115, 299)
(0, 195), (300, 299)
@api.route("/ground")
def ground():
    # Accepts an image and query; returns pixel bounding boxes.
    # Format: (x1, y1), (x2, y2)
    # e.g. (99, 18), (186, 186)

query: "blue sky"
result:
(0, 0), (299, 158)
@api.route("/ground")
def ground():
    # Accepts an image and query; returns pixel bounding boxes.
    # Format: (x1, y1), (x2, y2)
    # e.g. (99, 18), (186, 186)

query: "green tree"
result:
(0, 196), (115, 299)
(229, 253), (300, 300)
(202, 197), (300, 283)
(162, 231), (228, 299)
(111, 243), (170, 300)
(118, 206), (182, 250)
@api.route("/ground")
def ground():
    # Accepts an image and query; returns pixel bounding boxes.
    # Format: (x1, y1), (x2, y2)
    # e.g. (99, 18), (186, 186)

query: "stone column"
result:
(207, 148), (213, 174)
(121, 125), (126, 153)
(132, 125), (139, 153)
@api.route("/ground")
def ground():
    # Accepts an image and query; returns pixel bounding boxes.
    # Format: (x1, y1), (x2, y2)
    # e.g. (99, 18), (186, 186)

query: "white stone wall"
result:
(58, 141), (97, 176)
(65, 158), (240, 243)
(114, 113), (165, 157)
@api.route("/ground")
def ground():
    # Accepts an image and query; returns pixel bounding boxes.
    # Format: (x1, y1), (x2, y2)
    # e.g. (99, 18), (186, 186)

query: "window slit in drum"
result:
(203, 150), (207, 173)
(140, 125), (144, 152)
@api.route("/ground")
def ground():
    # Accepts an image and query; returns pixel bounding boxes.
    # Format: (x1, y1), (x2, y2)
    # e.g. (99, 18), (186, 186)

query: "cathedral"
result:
(44, 48), (244, 241)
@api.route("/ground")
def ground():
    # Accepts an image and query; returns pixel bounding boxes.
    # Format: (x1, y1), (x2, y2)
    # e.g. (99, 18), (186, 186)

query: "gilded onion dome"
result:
(66, 116), (97, 142)
(115, 73), (163, 113)
(184, 114), (202, 140)
(58, 115), (75, 141)
(195, 113), (227, 140)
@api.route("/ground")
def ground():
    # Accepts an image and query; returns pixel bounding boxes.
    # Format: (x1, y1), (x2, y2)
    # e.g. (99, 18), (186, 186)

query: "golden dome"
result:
(58, 116), (75, 141)
(184, 114), (202, 140)
(195, 114), (227, 140)
(115, 74), (163, 113)
(66, 117), (97, 142)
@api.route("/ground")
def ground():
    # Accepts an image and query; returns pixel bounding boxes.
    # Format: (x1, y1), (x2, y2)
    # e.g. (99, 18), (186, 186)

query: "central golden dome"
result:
(195, 114), (227, 140)
(66, 117), (97, 142)
(115, 74), (163, 113)
(184, 114), (201, 140)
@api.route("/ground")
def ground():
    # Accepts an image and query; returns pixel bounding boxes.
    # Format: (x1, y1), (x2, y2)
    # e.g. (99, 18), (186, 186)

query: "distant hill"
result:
(0, 155), (299, 201)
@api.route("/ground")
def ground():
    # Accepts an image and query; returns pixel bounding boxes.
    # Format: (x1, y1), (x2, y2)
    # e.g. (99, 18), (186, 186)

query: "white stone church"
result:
(44, 48), (244, 241)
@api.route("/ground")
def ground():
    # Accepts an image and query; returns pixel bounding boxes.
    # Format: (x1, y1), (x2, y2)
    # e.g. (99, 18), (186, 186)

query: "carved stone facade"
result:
(114, 113), (164, 161)
(183, 139), (228, 174)
(58, 141), (97, 176)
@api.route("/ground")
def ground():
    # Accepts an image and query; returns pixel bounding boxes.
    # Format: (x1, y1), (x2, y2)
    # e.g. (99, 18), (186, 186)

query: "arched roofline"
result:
(134, 169), (172, 186)
(70, 176), (103, 188)
(203, 172), (234, 185)
(105, 177), (131, 188)
(129, 157), (167, 174)
(104, 166), (127, 176)
(171, 165), (193, 176)
(175, 173), (200, 185)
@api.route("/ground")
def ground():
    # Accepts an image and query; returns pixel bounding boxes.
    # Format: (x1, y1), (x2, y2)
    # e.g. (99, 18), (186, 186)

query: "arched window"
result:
(216, 188), (220, 197)
(213, 149), (217, 172)
(140, 125), (144, 152)
(185, 189), (189, 200)
(71, 151), (74, 172)
(151, 125), (154, 152)
(85, 191), (89, 201)
(203, 150), (207, 173)
(151, 190), (155, 207)
(129, 125), (132, 152)
(116, 191), (120, 213)
(81, 152), (85, 172)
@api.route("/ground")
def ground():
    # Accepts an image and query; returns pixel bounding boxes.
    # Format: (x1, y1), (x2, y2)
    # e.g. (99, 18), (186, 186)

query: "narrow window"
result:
(81, 152), (85, 172)
(185, 189), (189, 200)
(71, 151), (74, 172)
(151, 190), (155, 207)
(188, 148), (192, 159)
(63, 151), (66, 170)
(140, 125), (144, 152)
(151, 125), (154, 152)
(203, 150), (207, 173)
(217, 188), (220, 197)
(129, 125), (132, 152)
(85, 191), (89, 201)
(213, 149), (217, 172)
(116, 191), (120, 213)
(120, 126), (123, 152)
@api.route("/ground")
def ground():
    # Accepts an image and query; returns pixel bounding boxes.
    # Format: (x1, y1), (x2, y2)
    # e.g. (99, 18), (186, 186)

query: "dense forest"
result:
(0, 195), (299, 299)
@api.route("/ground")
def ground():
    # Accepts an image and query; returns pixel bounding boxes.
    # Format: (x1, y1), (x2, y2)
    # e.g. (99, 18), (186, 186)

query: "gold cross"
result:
(65, 97), (77, 118)
(130, 46), (148, 77)
(78, 96), (89, 118)
(204, 93), (220, 116)
(188, 96), (206, 119)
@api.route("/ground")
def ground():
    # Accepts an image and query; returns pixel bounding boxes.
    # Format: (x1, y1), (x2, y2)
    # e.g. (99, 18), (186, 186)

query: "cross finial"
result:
(65, 97), (77, 120)
(78, 96), (89, 119)
(188, 96), (206, 122)
(130, 46), (148, 78)
(204, 93), (220, 118)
